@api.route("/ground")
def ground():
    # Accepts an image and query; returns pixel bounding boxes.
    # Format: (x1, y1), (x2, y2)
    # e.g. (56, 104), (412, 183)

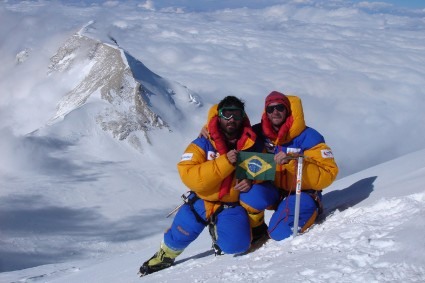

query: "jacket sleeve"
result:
(284, 142), (338, 190)
(177, 141), (235, 195)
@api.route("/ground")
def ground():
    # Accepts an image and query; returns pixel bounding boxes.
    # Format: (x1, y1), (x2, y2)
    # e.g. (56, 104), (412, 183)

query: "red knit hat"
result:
(265, 91), (291, 113)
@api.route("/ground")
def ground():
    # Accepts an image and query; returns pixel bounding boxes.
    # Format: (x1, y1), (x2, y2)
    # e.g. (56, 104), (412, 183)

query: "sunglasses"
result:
(266, 104), (286, 114)
(218, 107), (245, 121)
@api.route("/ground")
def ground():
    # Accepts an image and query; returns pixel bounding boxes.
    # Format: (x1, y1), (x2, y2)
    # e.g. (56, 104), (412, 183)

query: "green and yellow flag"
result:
(236, 152), (275, 181)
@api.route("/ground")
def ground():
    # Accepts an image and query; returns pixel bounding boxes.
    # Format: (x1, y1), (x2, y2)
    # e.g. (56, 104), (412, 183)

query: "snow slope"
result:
(1, 148), (424, 282)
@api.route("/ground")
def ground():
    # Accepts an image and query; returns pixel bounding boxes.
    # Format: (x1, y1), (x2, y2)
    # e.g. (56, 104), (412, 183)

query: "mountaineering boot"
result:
(138, 242), (183, 276)
(251, 222), (269, 244)
(208, 223), (224, 256)
(247, 211), (269, 244)
(212, 241), (224, 256)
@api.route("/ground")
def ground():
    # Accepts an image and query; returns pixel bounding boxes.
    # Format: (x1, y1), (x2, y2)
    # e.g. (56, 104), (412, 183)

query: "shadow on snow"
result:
(319, 176), (377, 221)
(0, 134), (173, 272)
(0, 194), (171, 272)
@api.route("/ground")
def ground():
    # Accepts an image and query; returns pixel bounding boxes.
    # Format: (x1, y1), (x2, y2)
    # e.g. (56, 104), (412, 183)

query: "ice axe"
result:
(292, 155), (304, 237)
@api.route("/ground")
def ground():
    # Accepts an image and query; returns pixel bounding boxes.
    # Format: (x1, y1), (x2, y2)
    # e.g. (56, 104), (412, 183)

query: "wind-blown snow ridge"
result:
(77, 20), (95, 36)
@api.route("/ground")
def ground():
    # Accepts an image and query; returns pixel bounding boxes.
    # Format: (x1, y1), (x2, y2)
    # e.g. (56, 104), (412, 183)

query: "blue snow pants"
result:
(268, 191), (321, 241)
(164, 193), (251, 254)
(240, 182), (321, 241)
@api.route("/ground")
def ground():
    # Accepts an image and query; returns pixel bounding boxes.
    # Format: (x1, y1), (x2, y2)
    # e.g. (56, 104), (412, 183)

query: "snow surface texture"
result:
(0, 0), (424, 282)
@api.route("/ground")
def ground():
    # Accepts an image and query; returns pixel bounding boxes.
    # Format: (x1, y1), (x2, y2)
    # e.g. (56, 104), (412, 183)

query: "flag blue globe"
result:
(247, 159), (263, 173)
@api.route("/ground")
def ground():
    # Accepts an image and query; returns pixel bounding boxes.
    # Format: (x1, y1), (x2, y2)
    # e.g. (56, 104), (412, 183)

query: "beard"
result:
(220, 121), (240, 138)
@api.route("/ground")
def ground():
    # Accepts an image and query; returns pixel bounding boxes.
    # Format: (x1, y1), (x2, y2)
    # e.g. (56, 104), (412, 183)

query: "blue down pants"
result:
(240, 182), (321, 241)
(240, 182), (281, 212)
(268, 191), (321, 241)
(164, 193), (251, 254)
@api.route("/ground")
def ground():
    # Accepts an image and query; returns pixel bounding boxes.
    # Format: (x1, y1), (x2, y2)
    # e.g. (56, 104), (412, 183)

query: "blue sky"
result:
(30, 0), (425, 11)
(353, 0), (425, 9)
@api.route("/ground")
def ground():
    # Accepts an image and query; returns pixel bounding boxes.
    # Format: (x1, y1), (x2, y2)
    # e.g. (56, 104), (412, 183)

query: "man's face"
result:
(266, 103), (287, 128)
(218, 107), (244, 136)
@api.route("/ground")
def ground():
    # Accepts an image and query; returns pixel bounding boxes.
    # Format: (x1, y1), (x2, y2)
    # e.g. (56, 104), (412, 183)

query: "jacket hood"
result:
(261, 95), (306, 144)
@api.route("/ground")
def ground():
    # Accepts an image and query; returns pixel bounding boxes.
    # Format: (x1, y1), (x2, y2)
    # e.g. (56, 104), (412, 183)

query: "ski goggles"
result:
(266, 104), (286, 114)
(218, 107), (245, 121)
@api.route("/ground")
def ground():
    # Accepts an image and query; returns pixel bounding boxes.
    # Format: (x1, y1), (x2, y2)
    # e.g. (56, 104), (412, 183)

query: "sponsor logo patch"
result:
(207, 151), (217, 160)
(181, 153), (193, 161)
(287, 147), (301, 154)
(177, 225), (190, 236)
(321, 149), (334, 158)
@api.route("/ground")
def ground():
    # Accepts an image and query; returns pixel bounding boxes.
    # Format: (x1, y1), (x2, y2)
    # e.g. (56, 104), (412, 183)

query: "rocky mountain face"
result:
(47, 25), (201, 150)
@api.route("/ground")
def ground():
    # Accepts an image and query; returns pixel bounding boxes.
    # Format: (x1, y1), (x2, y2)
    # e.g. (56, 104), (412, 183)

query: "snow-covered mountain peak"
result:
(46, 26), (202, 150)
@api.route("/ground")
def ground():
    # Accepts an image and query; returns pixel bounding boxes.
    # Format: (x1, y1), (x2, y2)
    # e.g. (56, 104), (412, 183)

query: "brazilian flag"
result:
(236, 152), (275, 181)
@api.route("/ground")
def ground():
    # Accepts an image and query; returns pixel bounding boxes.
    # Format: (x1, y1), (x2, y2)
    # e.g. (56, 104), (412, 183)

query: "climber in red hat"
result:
(240, 90), (339, 241)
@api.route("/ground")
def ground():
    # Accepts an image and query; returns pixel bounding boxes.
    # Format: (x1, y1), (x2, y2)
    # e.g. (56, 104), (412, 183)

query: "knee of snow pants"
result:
(268, 192), (318, 241)
(239, 182), (280, 213)
(164, 198), (206, 251)
(214, 205), (251, 254)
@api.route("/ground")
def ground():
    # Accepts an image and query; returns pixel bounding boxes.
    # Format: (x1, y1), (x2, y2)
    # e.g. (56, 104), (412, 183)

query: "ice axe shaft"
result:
(292, 156), (304, 237)
(166, 191), (190, 218)
(166, 203), (184, 218)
